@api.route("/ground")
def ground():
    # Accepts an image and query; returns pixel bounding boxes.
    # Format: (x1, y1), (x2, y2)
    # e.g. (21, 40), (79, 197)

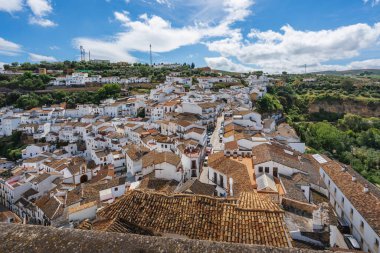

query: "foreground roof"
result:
(97, 190), (292, 247)
(0, 223), (330, 253)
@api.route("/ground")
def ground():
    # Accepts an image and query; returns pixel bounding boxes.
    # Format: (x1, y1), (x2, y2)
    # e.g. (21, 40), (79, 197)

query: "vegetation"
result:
(267, 75), (380, 186)
(0, 72), (51, 90)
(0, 132), (26, 161)
(256, 93), (283, 114)
(0, 83), (122, 109)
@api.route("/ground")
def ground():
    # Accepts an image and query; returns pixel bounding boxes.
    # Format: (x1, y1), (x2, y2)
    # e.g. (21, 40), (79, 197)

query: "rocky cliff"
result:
(309, 98), (380, 117)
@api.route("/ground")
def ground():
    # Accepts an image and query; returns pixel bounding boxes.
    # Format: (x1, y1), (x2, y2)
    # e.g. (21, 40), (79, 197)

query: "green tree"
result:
(256, 94), (283, 114)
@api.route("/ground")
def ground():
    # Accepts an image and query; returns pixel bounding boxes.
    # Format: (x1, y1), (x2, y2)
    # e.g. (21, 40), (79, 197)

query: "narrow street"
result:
(210, 115), (224, 153)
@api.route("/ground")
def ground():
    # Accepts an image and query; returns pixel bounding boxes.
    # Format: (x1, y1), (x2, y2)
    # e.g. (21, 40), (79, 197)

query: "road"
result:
(210, 115), (224, 153)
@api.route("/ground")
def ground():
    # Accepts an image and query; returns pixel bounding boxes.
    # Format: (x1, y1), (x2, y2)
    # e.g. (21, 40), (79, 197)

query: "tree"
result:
(190, 62), (195, 69)
(341, 79), (354, 91)
(256, 94), (283, 114)
(96, 83), (121, 101)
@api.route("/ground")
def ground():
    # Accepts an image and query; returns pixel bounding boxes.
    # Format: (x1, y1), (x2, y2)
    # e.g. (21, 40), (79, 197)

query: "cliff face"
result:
(309, 99), (380, 117)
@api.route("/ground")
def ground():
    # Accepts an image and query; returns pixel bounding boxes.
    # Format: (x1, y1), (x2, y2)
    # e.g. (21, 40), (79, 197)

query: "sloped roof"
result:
(97, 190), (291, 247)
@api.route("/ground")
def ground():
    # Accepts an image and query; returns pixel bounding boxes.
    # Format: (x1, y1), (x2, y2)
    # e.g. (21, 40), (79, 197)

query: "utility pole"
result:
(150, 44), (153, 66)
(304, 64), (307, 74)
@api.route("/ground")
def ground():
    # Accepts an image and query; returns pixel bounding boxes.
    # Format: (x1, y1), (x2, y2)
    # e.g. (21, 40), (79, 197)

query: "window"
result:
(273, 167), (278, 177)
(334, 187), (337, 196)
(350, 208), (354, 218)
(360, 221), (364, 231)
(375, 238), (379, 249)
(114, 187), (118, 191)
(265, 167), (269, 173)
(258, 167), (263, 173)
(328, 180), (331, 186)
(213, 172), (217, 184)
(341, 197), (345, 206)
(220, 175), (224, 188)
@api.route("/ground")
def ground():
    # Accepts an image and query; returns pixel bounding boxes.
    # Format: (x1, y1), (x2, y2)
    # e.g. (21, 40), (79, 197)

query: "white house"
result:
(314, 156), (380, 253)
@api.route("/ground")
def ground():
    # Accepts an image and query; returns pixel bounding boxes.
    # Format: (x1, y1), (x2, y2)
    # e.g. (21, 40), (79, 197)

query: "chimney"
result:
(352, 176), (357, 182)
(229, 177), (234, 197)
(363, 184), (369, 193)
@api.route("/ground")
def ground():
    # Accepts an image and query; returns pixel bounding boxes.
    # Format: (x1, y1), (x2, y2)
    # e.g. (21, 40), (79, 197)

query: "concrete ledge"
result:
(0, 223), (332, 253)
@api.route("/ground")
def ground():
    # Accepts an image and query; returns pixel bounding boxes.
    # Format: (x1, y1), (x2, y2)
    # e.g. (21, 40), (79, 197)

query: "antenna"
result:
(150, 44), (153, 66)
(89, 51), (91, 61)
(80, 45), (86, 61)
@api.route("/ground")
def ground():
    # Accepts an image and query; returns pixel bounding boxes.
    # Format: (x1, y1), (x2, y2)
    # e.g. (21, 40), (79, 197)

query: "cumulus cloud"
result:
(27, 0), (52, 16)
(0, 0), (23, 13)
(29, 53), (57, 62)
(29, 16), (56, 27)
(26, 0), (57, 27)
(207, 23), (380, 73)
(0, 37), (22, 56)
(73, 0), (254, 62)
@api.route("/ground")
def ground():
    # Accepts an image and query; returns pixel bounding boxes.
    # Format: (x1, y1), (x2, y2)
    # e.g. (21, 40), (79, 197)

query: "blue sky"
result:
(1, 0), (380, 73)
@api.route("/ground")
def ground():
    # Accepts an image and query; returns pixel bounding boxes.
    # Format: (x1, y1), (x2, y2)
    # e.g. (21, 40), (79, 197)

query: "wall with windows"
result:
(320, 168), (380, 253)
(254, 161), (300, 178)
(207, 167), (228, 197)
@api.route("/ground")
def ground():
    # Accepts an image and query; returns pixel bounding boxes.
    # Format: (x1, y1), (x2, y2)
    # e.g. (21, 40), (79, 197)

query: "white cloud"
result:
(0, 0), (23, 13)
(29, 16), (56, 27)
(29, 53), (57, 62)
(0, 37), (22, 56)
(156, 0), (171, 7)
(73, 0), (253, 62)
(27, 0), (52, 16)
(26, 0), (56, 27)
(207, 23), (380, 73)
(205, 57), (252, 72)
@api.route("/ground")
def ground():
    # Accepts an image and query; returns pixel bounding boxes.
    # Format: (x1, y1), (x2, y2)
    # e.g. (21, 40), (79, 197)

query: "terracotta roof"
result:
(97, 190), (291, 247)
(176, 120), (192, 127)
(126, 144), (150, 161)
(175, 179), (216, 196)
(321, 160), (380, 235)
(224, 141), (238, 150)
(87, 218), (157, 236)
(36, 196), (63, 220)
(252, 143), (307, 173)
(185, 127), (205, 135)
(142, 151), (181, 168)
(138, 174), (178, 194)
(208, 153), (255, 196)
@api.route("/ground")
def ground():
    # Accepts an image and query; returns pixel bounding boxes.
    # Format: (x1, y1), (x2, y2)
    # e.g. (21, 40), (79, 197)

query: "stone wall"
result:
(0, 223), (335, 253)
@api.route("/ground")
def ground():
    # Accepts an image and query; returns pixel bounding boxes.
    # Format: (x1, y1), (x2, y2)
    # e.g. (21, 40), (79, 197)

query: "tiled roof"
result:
(252, 143), (307, 173)
(175, 179), (216, 196)
(138, 174), (178, 193)
(126, 144), (149, 161)
(80, 218), (157, 236)
(142, 151), (181, 168)
(97, 190), (291, 247)
(224, 141), (238, 150)
(321, 160), (380, 235)
(208, 153), (255, 196)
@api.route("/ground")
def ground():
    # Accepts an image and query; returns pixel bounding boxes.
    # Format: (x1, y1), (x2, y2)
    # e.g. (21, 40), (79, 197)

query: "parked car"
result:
(337, 218), (350, 234)
(343, 234), (360, 250)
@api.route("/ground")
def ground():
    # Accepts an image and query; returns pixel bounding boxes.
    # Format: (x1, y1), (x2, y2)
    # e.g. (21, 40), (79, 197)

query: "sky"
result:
(0, 0), (380, 73)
